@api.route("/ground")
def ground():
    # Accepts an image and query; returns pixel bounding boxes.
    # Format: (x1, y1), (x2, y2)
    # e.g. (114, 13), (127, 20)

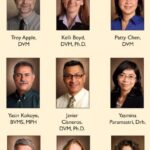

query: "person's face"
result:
(118, 69), (136, 93)
(15, 0), (36, 16)
(16, 145), (33, 150)
(13, 66), (35, 95)
(62, 0), (84, 15)
(63, 65), (86, 96)
(122, 145), (133, 150)
(68, 143), (82, 150)
(118, 0), (138, 16)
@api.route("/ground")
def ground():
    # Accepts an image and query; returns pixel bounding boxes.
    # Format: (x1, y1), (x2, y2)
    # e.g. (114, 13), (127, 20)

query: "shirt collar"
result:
(59, 14), (82, 29)
(119, 15), (143, 25)
(18, 11), (36, 25)
(67, 88), (85, 103)
(15, 89), (33, 100)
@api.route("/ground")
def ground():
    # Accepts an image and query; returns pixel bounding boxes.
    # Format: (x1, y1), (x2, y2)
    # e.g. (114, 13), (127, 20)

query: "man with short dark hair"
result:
(14, 138), (34, 150)
(57, 60), (89, 108)
(7, 0), (40, 30)
(7, 61), (39, 108)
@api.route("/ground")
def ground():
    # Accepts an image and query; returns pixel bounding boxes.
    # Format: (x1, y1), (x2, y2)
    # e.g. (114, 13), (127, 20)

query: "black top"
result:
(111, 92), (143, 108)
(7, 89), (39, 108)
(57, 16), (89, 30)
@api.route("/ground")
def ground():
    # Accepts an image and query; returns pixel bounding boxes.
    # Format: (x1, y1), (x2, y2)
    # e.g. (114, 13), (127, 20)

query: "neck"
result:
(66, 12), (77, 28)
(120, 90), (130, 97)
(20, 11), (33, 19)
(122, 12), (135, 22)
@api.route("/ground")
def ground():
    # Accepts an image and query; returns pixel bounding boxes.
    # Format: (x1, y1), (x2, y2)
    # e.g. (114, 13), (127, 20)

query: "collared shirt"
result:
(111, 15), (144, 30)
(59, 14), (82, 29)
(7, 11), (40, 30)
(57, 88), (89, 108)
(57, 14), (89, 30)
(7, 89), (39, 108)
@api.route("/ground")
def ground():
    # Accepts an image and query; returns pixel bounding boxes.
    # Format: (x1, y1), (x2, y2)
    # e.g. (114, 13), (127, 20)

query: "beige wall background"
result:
(7, 58), (40, 96)
(57, 136), (90, 150)
(7, 0), (40, 19)
(111, 136), (144, 150)
(7, 136), (40, 150)
(56, 58), (89, 98)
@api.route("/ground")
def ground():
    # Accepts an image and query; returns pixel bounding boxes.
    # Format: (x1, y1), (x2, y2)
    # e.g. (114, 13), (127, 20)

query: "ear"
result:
(32, 74), (35, 82)
(80, 0), (84, 5)
(83, 74), (86, 83)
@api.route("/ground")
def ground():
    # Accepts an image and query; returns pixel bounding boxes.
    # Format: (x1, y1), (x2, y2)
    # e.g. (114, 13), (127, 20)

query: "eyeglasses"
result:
(118, 73), (136, 80)
(64, 74), (84, 80)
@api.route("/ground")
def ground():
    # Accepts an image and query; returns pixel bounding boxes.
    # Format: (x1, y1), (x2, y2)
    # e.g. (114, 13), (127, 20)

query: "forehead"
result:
(15, 66), (33, 73)
(15, 0), (36, 3)
(121, 69), (136, 75)
(69, 143), (82, 150)
(122, 145), (132, 150)
(16, 145), (32, 150)
(64, 65), (83, 74)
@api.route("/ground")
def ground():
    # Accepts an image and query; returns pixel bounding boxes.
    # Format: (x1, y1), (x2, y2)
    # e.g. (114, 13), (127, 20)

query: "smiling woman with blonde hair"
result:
(57, 0), (89, 30)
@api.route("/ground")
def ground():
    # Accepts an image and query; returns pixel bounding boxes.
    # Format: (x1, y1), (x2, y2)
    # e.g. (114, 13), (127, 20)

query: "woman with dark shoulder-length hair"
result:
(115, 139), (140, 150)
(57, 0), (89, 30)
(63, 139), (86, 150)
(111, 60), (143, 108)
(111, 0), (144, 30)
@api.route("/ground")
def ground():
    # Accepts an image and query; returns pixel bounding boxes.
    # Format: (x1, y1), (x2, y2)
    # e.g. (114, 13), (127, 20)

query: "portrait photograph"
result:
(7, 58), (40, 108)
(57, 135), (90, 150)
(111, 0), (144, 30)
(7, 0), (40, 30)
(111, 58), (144, 108)
(7, 135), (40, 150)
(56, 58), (89, 108)
(56, 0), (90, 30)
(111, 135), (144, 150)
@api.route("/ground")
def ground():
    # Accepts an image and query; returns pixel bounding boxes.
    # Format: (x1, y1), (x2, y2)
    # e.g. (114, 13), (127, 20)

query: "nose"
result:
(69, 0), (74, 4)
(20, 74), (25, 81)
(22, 0), (28, 4)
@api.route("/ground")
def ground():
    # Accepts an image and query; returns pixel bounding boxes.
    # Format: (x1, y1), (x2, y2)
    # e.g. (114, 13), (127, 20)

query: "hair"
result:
(14, 138), (34, 150)
(14, 61), (34, 74)
(114, 0), (143, 16)
(63, 139), (86, 150)
(112, 60), (143, 96)
(115, 139), (140, 150)
(58, 0), (89, 25)
(63, 60), (85, 76)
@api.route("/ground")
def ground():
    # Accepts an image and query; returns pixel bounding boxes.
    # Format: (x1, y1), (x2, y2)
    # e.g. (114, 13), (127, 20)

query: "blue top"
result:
(111, 15), (144, 30)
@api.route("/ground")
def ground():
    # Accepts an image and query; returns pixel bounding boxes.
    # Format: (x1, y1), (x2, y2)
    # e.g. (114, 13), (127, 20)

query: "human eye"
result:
(129, 75), (135, 80)
(15, 73), (22, 78)
(25, 73), (31, 77)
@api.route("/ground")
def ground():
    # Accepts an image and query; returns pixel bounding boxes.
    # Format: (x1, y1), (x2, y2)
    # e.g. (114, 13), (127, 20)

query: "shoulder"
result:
(111, 17), (121, 30)
(57, 93), (68, 101)
(30, 90), (39, 98)
(8, 16), (18, 23)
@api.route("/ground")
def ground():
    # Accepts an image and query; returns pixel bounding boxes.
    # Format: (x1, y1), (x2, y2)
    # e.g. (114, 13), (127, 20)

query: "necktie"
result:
(19, 19), (25, 30)
(68, 96), (75, 108)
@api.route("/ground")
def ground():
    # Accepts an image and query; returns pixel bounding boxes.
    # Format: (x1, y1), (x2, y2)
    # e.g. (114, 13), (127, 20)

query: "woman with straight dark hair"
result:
(57, 0), (89, 30)
(111, 0), (144, 30)
(111, 60), (143, 108)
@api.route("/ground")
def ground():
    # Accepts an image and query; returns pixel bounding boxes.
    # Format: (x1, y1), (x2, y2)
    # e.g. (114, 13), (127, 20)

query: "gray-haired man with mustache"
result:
(7, 61), (39, 108)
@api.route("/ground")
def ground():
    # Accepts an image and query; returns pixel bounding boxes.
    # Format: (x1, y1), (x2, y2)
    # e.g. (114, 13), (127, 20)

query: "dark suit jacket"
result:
(57, 16), (89, 30)
(111, 92), (143, 108)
